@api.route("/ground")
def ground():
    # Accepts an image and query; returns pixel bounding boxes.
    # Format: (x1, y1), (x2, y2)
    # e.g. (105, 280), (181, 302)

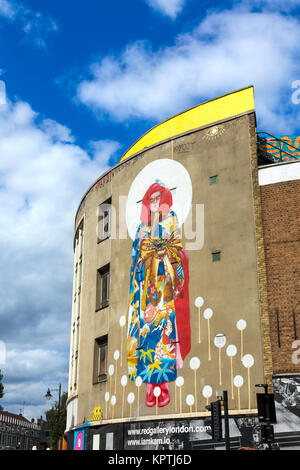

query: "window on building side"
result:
(96, 264), (110, 310)
(97, 198), (112, 242)
(93, 335), (108, 383)
(212, 251), (221, 262)
(209, 175), (218, 185)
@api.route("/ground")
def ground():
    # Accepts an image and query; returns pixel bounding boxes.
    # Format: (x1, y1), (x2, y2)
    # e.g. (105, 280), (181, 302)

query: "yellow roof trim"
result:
(120, 86), (255, 162)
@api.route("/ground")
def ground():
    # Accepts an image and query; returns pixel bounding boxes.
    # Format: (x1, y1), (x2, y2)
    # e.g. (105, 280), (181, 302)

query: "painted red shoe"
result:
(158, 382), (170, 408)
(146, 383), (156, 407)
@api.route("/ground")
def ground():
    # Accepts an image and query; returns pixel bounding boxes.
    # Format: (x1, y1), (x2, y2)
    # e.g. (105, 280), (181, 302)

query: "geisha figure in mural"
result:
(126, 161), (191, 408)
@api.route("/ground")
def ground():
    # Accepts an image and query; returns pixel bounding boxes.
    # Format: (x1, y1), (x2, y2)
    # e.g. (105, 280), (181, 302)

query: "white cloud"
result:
(0, 0), (57, 48)
(77, 8), (300, 135)
(1, 348), (68, 420)
(21, 9), (58, 49)
(238, 0), (300, 12)
(0, 99), (119, 418)
(0, 0), (15, 19)
(89, 139), (121, 161)
(145, 0), (186, 19)
(40, 119), (75, 143)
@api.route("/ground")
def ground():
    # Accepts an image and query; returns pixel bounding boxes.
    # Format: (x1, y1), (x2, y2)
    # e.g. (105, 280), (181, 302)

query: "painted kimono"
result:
(127, 182), (191, 388)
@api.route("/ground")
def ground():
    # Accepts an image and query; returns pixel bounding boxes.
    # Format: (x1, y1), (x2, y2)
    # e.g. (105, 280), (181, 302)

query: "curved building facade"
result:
(65, 86), (283, 450)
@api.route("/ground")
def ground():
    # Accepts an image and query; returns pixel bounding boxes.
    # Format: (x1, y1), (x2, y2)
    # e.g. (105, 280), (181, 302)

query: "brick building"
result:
(260, 174), (300, 375)
(0, 410), (42, 450)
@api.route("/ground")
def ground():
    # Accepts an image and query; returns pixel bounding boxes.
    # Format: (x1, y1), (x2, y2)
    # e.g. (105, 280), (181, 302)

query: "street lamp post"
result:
(45, 384), (62, 450)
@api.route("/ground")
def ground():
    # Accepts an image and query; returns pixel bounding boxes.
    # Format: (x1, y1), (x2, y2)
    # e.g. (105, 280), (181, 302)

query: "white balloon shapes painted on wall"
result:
(194, 296), (204, 344)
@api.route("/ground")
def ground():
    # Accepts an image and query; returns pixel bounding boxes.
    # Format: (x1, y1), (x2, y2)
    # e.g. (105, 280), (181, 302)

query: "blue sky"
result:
(0, 0), (300, 421)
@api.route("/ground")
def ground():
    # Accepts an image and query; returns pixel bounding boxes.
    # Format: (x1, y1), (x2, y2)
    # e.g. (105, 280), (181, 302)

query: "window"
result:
(78, 256), (83, 288)
(93, 335), (108, 383)
(209, 175), (218, 185)
(96, 264), (110, 310)
(212, 251), (221, 262)
(74, 352), (78, 390)
(97, 198), (112, 242)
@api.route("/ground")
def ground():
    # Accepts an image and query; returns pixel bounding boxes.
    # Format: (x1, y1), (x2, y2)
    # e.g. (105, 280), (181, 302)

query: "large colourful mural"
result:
(126, 160), (192, 408)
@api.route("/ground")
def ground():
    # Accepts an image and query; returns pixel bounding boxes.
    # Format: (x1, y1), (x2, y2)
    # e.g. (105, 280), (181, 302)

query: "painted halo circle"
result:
(154, 386), (161, 398)
(189, 357), (200, 370)
(186, 394), (195, 406)
(126, 159), (192, 240)
(135, 376), (143, 387)
(233, 375), (244, 388)
(237, 319), (247, 331)
(108, 364), (114, 376)
(119, 316), (126, 327)
(226, 345), (237, 357)
(202, 385), (213, 399)
(127, 392), (135, 404)
(113, 350), (120, 361)
(203, 308), (213, 319)
(105, 392), (110, 402)
(214, 333), (226, 348)
(121, 375), (128, 387)
(176, 376), (184, 387)
(195, 297), (204, 308)
(242, 354), (254, 368)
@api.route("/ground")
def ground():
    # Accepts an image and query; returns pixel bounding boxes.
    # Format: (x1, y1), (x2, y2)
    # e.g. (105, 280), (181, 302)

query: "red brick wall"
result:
(260, 179), (300, 375)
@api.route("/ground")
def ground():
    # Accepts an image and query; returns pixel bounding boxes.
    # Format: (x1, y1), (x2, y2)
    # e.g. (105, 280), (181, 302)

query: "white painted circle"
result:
(214, 333), (226, 348)
(121, 375), (128, 387)
(202, 385), (213, 399)
(111, 395), (116, 406)
(226, 345), (237, 357)
(108, 364), (114, 376)
(237, 319), (247, 331)
(105, 392), (110, 402)
(114, 350), (120, 361)
(189, 357), (200, 370)
(176, 376), (184, 387)
(119, 316), (126, 327)
(126, 159), (192, 240)
(135, 376), (143, 387)
(242, 354), (254, 368)
(234, 375), (244, 388)
(203, 308), (213, 319)
(127, 392), (135, 404)
(154, 386), (161, 398)
(195, 297), (204, 308)
(186, 394), (195, 406)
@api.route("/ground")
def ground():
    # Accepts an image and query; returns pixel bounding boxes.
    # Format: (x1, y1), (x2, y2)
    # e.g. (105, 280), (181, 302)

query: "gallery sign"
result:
(124, 418), (212, 450)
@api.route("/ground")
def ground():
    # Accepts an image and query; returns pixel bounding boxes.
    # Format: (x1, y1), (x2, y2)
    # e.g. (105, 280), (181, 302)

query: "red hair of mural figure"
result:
(133, 182), (191, 408)
(140, 182), (173, 225)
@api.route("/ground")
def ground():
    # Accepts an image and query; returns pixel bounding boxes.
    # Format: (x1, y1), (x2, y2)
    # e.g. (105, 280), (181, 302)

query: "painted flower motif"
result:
(129, 369), (137, 381)
(139, 347), (155, 364)
(148, 360), (163, 377)
(154, 360), (174, 382)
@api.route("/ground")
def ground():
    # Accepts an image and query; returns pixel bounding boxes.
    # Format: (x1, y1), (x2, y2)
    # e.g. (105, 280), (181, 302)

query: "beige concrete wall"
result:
(70, 113), (267, 426)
